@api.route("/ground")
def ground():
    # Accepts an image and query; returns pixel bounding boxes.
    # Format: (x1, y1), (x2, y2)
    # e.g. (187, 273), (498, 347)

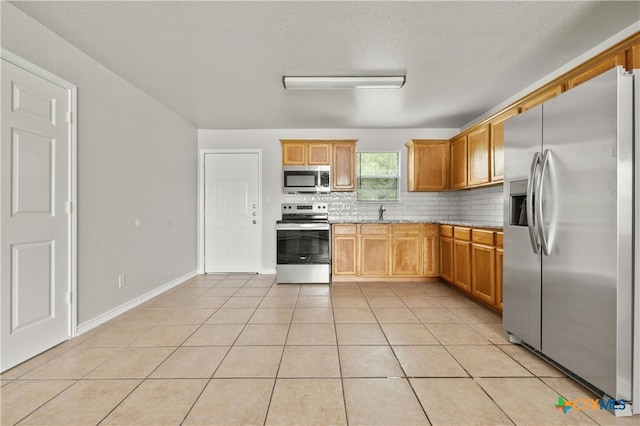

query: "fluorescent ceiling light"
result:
(283, 76), (405, 89)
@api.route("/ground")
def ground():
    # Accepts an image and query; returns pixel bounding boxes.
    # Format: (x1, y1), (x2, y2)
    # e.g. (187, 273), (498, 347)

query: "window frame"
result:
(355, 150), (401, 202)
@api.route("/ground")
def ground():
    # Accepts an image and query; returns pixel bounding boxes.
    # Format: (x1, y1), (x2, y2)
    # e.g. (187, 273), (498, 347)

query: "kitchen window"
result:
(356, 151), (400, 201)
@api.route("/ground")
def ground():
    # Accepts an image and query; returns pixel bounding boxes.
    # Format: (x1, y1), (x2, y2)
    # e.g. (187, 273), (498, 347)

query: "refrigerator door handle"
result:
(536, 149), (552, 256)
(527, 152), (541, 254)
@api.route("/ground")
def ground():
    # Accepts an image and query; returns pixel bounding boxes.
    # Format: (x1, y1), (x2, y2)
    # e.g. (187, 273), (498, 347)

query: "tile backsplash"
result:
(285, 184), (504, 226)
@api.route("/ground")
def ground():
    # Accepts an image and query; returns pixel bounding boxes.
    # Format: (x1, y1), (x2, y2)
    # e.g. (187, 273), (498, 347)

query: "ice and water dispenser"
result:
(509, 179), (530, 226)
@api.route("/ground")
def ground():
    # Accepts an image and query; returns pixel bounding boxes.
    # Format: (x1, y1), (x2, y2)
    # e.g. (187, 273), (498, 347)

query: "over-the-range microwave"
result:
(283, 165), (331, 193)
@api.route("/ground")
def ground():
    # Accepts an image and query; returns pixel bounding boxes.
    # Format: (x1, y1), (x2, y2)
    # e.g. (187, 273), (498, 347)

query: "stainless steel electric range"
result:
(276, 202), (330, 284)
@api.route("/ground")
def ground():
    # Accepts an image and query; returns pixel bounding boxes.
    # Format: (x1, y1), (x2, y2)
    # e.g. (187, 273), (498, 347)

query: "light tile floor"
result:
(2, 275), (638, 425)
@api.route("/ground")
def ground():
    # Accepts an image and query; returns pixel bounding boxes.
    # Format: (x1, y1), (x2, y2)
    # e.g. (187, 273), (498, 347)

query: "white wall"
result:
(1, 3), (198, 325)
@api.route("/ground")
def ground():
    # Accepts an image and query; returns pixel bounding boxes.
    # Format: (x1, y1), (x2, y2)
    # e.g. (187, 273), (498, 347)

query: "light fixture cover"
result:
(283, 76), (405, 89)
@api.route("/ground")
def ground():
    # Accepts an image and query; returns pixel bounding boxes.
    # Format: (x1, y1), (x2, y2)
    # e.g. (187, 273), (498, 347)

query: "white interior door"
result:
(204, 152), (261, 273)
(1, 58), (73, 371)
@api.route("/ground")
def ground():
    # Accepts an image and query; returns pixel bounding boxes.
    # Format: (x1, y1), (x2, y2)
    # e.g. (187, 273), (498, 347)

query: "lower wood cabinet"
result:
(332, 224), (357, 276)
(439, 225), (454, 282)
(360, 235), (390, 276)
(423, 226), (439, 276)
(453, 227), (472, 292)
(471, 230), (496, 305)
(439, 224), (503, 313)
(332, 222), (502, 311)
(332, 223), (438, 279)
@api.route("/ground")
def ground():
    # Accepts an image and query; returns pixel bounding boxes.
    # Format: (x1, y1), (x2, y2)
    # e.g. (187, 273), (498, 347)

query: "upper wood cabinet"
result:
(450, 135), (468, 190)
(489, 108), (518, 182)
(281, 141), (306, 165)
(332, 141), (357, 191)
(308, 143), (331, 165)
(627, 42), (640, 69)
(406, 140), (449, 191)
(280, 139), (357, 191)
(567, 52), (626, 90)
(444, 33), (640, 187)
(467, 125), (490, 187)
(520, 84), (563, 113)
(281, 140), (330, 165)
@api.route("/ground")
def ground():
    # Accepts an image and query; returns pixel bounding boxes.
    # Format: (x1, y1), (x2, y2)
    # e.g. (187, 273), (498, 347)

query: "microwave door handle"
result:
(527, 152), (541, 254)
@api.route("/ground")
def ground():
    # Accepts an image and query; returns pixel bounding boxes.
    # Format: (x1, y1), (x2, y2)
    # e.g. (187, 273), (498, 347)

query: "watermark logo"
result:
(554, 396), (626, 414)
(554, 397), (573, 414)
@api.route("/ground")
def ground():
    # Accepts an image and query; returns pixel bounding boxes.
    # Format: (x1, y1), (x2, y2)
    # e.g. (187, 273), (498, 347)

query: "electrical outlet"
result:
(118, 275), (126, 288)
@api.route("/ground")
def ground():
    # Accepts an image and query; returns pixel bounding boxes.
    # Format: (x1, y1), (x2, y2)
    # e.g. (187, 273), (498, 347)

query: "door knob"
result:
(253, 212), (257, 216)
(253, 204), (257, 208)
(252, 220), (257, 224)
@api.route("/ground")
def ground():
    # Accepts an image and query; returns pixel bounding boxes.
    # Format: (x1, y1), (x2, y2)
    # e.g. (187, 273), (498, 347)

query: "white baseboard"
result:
(261, 268), (277, 275)
(76, 270), (199, 335)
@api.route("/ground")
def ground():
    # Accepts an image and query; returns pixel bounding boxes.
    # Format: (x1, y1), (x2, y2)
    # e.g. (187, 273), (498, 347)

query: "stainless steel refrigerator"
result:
(503, 66), (638, 415)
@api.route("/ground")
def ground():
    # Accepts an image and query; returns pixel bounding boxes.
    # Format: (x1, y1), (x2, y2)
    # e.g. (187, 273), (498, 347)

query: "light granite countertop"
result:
(330, 219), (503, 230)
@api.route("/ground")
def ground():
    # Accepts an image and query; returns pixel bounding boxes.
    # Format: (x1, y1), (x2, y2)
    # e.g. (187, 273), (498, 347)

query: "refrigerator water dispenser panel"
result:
(509, 179), (529, 226)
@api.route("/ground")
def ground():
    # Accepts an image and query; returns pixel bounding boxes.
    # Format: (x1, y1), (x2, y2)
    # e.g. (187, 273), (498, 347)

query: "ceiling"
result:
(10, 1), (640, 129)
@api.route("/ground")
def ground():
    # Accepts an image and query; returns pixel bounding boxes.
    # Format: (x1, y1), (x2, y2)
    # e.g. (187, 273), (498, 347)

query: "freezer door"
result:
(540, 67), (633, 400)
(503, 105), (542, 350)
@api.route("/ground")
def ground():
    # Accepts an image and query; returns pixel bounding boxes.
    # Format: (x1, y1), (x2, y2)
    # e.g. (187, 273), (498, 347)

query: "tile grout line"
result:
(261, 280), (299, 426)
(331, 283), (350, 426)
(97, 274), (236, 425)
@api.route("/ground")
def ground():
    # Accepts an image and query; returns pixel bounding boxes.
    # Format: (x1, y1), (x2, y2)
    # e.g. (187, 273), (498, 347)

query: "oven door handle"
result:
(276, 223), (330, 231)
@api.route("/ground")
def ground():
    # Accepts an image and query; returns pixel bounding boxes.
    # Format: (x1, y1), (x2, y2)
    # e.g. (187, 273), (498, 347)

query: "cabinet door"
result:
(567, 52), (625, 89)
(450, 135), (468, 189)
(391, 236), (422, 276)
(406, 140), (449, 191)
(281, 142), (306, 165)
(490, 108), (518, 182)
(520, 84), (563, 112)
(360, 236), (390, 276)
(627, 42), (640, 69)
(467, 125), (490, 186)
(333, 235), (357, 275)
(423, 235), (439, 276)
(307, 143), (331, 165)
(495, 247), (503, 312)
(332, 141), (356, 191)
(453, 240), (471, 292)
(471, 243), (496, 305)
(439, 237), (454, 282)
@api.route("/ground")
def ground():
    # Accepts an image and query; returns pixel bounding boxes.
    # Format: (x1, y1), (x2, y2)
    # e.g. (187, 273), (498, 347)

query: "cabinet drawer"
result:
(360, 224), (390, 235)
(391, 224), (421, 235)
(333, 224), (357, 235)
(423, 223), (438, 236)
(454, 227), (471, 241)
(472, 229), (494, 246)
(496, 232), (503, 248)
(440, 225), (453, 238)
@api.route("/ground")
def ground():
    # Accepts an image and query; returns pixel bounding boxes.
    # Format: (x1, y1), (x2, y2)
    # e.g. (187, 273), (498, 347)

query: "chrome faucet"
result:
(378, 204), (386, 221)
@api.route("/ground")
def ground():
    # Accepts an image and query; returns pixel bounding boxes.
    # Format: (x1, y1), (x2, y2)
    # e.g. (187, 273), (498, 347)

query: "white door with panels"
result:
(204, 152), (261, 273)
(1, 57), (74, 372)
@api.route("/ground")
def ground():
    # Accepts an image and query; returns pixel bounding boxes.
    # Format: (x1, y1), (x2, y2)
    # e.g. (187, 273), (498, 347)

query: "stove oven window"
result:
(277, 229), (330, 265)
